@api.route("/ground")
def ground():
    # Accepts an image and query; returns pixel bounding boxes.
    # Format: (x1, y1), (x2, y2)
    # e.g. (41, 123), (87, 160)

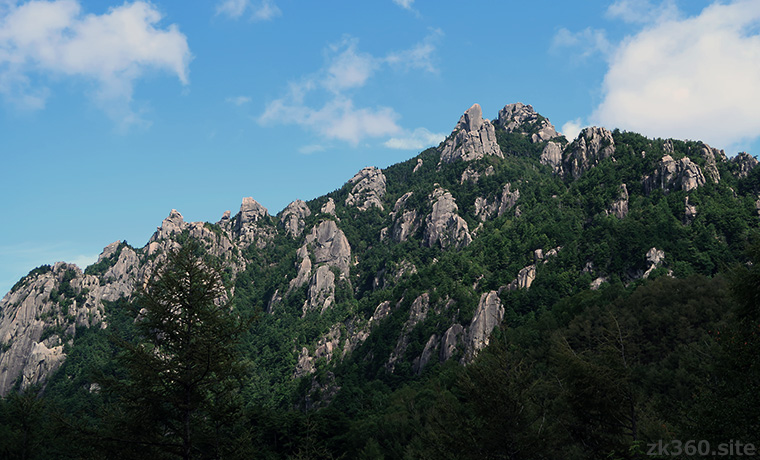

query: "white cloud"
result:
(251, 0), (280, 21)
(216, 0), (280, 21)
(593, 0), (760, 149)
(552, 27), (613, 59)
(606, 0), (679, 24)
(259, 34), (441, 145)
(324, 37), (378, 92)
(226, 95), (251, 106)
(384, 127), (445, 150)
(299, 144), (326, 154)
(216, 0), (247, 18)
(561, 119), (584, 142)
(393, 0), (414, 10)
(0, 1), (191, 125)
(386, 28), (442, 73)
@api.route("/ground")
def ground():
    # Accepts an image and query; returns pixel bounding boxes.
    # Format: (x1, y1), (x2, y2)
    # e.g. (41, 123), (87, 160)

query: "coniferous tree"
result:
(98, 241), (251, 460)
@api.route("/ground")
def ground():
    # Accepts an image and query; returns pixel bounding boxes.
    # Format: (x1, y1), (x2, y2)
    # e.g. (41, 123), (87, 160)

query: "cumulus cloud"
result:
(593, 0), (760, 149)
(216, 0), (281, 21)
(384, 127), (445, 150)
(0, 0), (191, 125)
(561, 119), (584, 142)
(259, 33), (441, 145)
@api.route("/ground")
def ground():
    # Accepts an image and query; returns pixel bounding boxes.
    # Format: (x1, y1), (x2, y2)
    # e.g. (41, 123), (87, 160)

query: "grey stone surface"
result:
(563, 127), (616, 179)
(439, 104), (502, 164)
(345, 166), (387, 211)
(496, 102), (560, 143)
(423, 187), (472, 249)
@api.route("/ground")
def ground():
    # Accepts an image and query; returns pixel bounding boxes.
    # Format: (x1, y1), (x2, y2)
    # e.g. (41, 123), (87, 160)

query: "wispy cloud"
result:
(226, 95), (251, 106)
(552, 27), (613, 60)
(384, 127), (445, 150)
(259, 32), (442, 145)
(216, 0), (281, 21)
(606, 0), (679, 24)
(0, 1), (191, 127)
(392, 0), (414, 10)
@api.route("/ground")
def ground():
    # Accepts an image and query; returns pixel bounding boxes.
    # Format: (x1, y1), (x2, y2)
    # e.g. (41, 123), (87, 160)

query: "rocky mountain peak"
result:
(496, 102), (560, 143)
(438, 103), (502, 164)
(563, 126), (615, 179)
(238, 197), (268, 225)
(643, 155), (706, 194)
(345, 166), (387, 211)
(731, 152), (759, 178)
(280, 200), (311, 238)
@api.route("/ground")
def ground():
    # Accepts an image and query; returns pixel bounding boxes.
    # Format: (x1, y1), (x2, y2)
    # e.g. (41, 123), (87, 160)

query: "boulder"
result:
(438, 104), (502, 164)
(643, 248), (665, 279)
(321, 198), (336, 216)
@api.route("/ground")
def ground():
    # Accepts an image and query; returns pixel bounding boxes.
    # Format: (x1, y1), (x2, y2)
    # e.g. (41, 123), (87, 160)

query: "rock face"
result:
(497, 183), (520, 217)
(440, 324), (464, 362)
(280, 200), (311, 237)
(540, 141), (563, 174)
(643, 248), (665, 279)
(321, 198), (336, 216)
(306, 220), (351, 277)
(439, 104), (502, 164)
(563, 127), (615, 179)
(303, 265), (336, 315)
(507, 265), (537, 291)
(234, 198), (274, 249)
(388, 294), (430, 371)
(295, 324), (342, 378)
(684, 196), (698, 222)
(731, 152), (759, 178)
(423, 187), (472, 249)
(463, 291), (504, 362)
(608, 184), (629, 219)
(345, 167), (387, 211)
(698, 143), (723, 184)
(0, 263), (106, 395)
(495, 102), (560, 143)
(643, 155), (706, 194)
(391, 192), (419, 243)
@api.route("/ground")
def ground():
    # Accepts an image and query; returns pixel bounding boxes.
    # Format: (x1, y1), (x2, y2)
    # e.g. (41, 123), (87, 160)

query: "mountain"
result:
(1, 102), (759, 458)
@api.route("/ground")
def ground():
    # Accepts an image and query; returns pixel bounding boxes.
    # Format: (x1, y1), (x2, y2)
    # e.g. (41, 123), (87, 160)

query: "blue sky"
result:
(2, 0), (760, 295)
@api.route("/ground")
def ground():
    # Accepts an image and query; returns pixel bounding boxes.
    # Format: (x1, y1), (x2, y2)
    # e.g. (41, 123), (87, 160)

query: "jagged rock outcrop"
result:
(320, 198), (336, 216)
(391, 192), (419, 243)
(698, 143), (723, 184)
(541, 141), (563, 174)
(295, 324), (342, 378)
(608, 184), (629, 219)
(440, 324), (464, 362)
(495, 102), (560, 143)
(306, 220), (351, 276)
(345, 167), (387, 211)
(507, 265), (537, 291)
(423, 187), (472, 249)
(303, 265), (336, 315)
(413, 334), (438, 374)
(438, 104), (502, 164)
(463, 291), (504, 362)
(234, 197), (273, 249)
(684, 196), (698, 222)
(643, 247), (665, 279)
(497, 183), (520, 217)
(643, 155), (706, 194)
(280, 200), (311, 237)
(0, 263), (106, 395)
(731, 152), (759, 178)
(388, 293), (429, 371)
(563, 127), (615, 179)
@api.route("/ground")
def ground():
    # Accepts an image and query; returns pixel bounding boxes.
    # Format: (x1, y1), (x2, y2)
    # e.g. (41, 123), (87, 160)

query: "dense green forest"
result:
(2, 112), (760, 459)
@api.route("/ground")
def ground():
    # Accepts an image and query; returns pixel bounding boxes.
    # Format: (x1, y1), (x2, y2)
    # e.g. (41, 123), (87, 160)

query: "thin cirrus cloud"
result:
(384, 127), (446, 151)
(215, 0), (281, 21)
(593, 0), (760, 150)
(392, 0), (414, 10)
(259, 32), (442, 147)
(0, 0), (191, 126)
